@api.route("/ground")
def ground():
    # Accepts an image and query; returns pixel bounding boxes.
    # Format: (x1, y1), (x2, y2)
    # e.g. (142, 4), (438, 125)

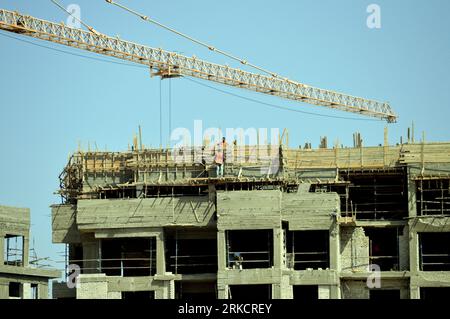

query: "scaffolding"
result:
(3, 235), (24, 266)
(417, 178), (450, 216)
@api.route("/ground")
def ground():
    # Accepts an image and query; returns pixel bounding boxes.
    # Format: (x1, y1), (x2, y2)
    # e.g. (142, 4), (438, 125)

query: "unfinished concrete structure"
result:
(51, 134), (450, 299)
(0, 205), (60, 299)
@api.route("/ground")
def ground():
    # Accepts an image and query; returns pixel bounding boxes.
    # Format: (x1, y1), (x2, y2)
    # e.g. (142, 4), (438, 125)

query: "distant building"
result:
(0, 205), (60, 299)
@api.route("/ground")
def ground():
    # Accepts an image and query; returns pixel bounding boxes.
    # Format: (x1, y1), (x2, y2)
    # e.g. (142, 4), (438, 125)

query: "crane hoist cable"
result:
(105, 0), (282, 79)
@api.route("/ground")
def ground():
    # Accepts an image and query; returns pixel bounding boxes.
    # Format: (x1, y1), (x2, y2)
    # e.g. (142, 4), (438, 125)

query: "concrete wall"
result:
(341, 278), (409, 299)
(76, 274), (108, 299)
(0, 275), (50, 299)
(217, 190), (281, 230)
(51, 204), (80, 243)
(341, 280), (370, 299)
(216, 190), (339, 231)
(0, 205), (30, 235)
(76, 274), (174, 299)
(76, 197), (215, 230)
(0, 205), (30, 267)
(53, 281), (76, 299)
(282, 192), (339, 230)
(340, 227), (369, 273)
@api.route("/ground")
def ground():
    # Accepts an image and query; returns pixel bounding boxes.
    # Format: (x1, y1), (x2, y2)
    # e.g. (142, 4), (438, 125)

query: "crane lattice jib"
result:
(0, 9), (397, 122)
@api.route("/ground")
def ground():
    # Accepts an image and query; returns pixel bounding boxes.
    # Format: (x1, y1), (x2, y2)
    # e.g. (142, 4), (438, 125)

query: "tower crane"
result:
(0, 8), (397, 122)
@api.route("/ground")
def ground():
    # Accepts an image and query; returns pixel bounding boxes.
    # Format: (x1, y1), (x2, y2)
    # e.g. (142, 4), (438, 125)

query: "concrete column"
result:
(217, 230), (227, 271)
(0, 233), (4, 265)
(156, 232), (166, 275)
(76, 274), (108, 299)
(407, 174), (417, 218)
(154, 288), (164, 299)
(275, 275), (292, 299)
(407, 171), (419, 276)
(154, 280), (174, 299)
(208, 184), (216, 203)
(22, 283), (31, 299)
(0, 281), (9, 299)
(330, 284), (341, 299)
(82, 241), (100, 274)
(329, 222), (340, 271)
(168, 280), (175, 299)
(107, 291), (121, 299)
(217, 284), (229, 299)
(272, 283), (281, 299)
(399, 225), (410, 271)
(318, 285), (331, 299)
(38, 283), (49, 299)
(273, 228), (283, 269)
(409, 230), (419, 274)
(410, 284), (420, 299)
(400, 287), (410, 299)
(23, 236), (29, 266)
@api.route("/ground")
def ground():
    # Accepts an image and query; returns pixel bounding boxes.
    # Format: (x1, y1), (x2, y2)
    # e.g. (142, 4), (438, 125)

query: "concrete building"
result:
(51, 135), (450, 299)
(0, 205), (60, 299)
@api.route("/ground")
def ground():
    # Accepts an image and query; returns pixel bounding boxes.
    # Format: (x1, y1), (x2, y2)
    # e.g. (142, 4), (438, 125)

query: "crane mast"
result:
(0, 9), (397, 122)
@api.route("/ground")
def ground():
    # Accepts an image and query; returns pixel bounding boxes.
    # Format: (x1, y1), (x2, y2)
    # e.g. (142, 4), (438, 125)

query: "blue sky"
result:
(0, 0), (449, 270)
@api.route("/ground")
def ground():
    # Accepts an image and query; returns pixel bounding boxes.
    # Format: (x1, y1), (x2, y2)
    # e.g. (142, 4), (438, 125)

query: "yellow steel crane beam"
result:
(0, 9), (397, 122)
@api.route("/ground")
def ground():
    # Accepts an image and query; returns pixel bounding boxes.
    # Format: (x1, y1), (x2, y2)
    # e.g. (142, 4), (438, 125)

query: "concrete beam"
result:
(289, 270), (339, 285)
(409, 216), (450, 232)
(218, 268), (280, 285)
(411, 272), (450, 287)
(0, 265), (60, 278)
(77, 197), (215, 230)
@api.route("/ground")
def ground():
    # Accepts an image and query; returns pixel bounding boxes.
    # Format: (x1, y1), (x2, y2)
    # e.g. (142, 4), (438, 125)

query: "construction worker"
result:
(214, 144), (224, 177)
(214, 137), (228, 177)
(233, 253), (243, 270)
(221, 137), (228, 176)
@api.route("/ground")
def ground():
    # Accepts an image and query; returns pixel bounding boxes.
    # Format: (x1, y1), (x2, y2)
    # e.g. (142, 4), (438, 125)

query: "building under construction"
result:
(51, 131), (450, 299)
(0, 205), (60, 299)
